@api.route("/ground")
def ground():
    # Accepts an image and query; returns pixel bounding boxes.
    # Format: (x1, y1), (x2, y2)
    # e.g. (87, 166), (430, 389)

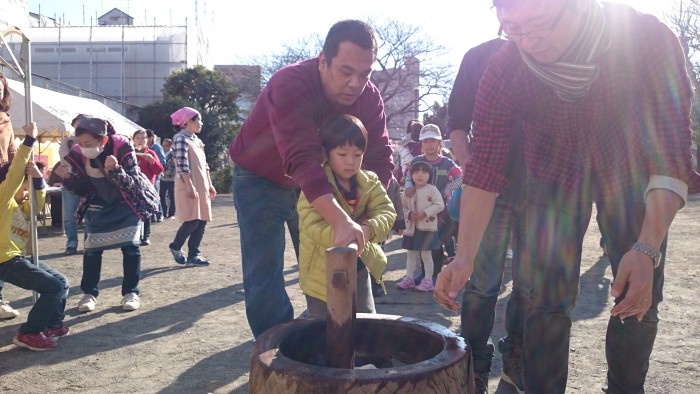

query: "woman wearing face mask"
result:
(54, 116), (159, 313)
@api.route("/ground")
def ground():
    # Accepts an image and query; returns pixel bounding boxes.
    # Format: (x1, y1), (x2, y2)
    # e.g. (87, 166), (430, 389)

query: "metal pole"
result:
(1, 27), (38, 302)
(22, 33), (38, 303)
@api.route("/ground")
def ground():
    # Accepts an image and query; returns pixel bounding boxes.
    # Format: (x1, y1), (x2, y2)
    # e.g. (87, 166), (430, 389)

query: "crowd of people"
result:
(0, 101), (213, 350)
(1, 1), (699, 392)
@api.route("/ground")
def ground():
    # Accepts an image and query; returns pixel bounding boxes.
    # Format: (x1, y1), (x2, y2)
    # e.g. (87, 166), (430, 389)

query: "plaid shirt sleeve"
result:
(172, 133), (191, 174)
(462, 54), (517, 194)
(638, 20), (699, 194)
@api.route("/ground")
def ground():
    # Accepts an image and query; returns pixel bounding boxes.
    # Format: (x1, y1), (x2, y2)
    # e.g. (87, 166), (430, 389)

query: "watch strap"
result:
(631, 242), (662, 268)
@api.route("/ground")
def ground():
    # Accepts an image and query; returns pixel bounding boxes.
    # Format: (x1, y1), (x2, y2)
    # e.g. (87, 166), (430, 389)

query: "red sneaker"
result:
(13, 332), (58, 351)
(44, 326), (70, 340)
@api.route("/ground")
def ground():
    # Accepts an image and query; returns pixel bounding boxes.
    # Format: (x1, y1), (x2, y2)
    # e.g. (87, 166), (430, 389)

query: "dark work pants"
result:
(523, 178), (664, 394)
(461, 198), (530, 374)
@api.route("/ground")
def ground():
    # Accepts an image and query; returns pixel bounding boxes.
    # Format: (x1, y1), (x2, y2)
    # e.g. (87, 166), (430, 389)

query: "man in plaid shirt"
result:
(435, 0), (700, 392)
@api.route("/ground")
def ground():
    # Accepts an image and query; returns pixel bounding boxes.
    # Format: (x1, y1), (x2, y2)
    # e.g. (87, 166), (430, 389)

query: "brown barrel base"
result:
(249, 313), (475, 393)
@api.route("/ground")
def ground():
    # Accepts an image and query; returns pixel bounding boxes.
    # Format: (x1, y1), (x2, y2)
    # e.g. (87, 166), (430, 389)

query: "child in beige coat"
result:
(397, 158), (445, 292)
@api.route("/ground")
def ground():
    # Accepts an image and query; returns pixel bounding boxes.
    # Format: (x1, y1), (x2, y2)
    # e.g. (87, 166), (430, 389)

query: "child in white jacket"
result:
(397, 159), (445, 292)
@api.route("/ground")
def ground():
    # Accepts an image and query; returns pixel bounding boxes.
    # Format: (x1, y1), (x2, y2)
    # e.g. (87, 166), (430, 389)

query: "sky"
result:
(28, 0), (673, 71)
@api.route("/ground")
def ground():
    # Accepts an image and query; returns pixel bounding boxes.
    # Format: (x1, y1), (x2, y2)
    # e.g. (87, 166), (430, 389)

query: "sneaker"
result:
(0, 301), (19, 319)
(156, 217), (163, 223)
(44, 325), (70, 340)
(186, 255), (210, 267)
(474, 371), (489, 394)
(371, 281), (386, 297)
(506, 249), (514, 260)
(13, 332), (57, 351)
(169, 244), (186, 264)
(501, 350), (526, 394)
(415, 277), (435, 292)
(121, 293), (141, 311)
(395, 276), (415, 290)
(140, 237), (150, 246)
(64, 247), (78, 255)
(77, 294), (97, 313)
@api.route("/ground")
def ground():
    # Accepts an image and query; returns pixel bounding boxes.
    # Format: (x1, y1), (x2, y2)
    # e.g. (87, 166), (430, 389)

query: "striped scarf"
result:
(521, 0), (610, 102)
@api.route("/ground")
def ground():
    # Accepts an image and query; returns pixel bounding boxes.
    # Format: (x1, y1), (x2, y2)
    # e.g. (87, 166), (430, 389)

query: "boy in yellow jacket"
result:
(297, 114), (396, 316)
(0, 123), (69, 351)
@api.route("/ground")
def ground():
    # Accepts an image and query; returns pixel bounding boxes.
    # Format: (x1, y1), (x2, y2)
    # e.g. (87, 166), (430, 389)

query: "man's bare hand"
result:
(433, 255), (473, 313)
(610, 249), (654, 322)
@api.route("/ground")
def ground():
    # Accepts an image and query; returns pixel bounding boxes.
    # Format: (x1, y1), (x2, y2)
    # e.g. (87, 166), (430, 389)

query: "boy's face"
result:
(421, 138), (442, 157)
(163, 141), (172, 151)
(327, 143), (364, 185)
(411, 168), (430, 187)
(14, 179), (29, 203)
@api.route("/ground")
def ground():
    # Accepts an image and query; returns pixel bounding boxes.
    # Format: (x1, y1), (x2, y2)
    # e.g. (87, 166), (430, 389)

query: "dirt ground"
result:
(0, 194), (698, 393)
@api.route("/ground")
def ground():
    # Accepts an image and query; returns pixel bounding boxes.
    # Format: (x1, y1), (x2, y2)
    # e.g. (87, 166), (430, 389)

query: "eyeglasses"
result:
(498, 1), (570, 42)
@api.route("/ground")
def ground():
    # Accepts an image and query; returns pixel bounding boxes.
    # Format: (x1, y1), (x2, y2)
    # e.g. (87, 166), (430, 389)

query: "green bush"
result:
(211, 165), (233, 194)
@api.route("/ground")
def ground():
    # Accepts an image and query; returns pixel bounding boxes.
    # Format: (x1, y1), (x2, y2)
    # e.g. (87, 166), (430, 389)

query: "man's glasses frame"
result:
(497, 0), (572, 41)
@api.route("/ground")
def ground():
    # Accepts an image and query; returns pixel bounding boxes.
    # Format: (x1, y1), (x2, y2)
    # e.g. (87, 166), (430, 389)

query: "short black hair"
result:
(0, 161), (9, 183)
(71, 114), (92, 128)
(145, 129), (156, 138)
(410, 159), (432, 174)
(319, 114), (368, 155)
(322, 20), (377, 66)
(407, 119), (423, 141)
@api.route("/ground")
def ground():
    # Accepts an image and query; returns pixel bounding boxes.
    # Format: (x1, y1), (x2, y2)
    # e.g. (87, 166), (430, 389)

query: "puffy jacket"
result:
(401, 183), (445, 236)
(297, 164), (396, 302)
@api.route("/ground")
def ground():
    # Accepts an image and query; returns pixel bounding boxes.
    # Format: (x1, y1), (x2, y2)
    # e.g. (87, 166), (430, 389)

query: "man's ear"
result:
(318, 51), (327, 72)
(321, 150), (328, 163)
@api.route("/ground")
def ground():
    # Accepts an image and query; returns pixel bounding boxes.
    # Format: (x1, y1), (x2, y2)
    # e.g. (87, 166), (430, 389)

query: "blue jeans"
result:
(62, 188), (81, 249)
(523, 179), (662, 393)
(460, 198), (530, 374)
(81, 245), (141, 297)
(0, 257), (68, 333)
(232, 165), (299, 338)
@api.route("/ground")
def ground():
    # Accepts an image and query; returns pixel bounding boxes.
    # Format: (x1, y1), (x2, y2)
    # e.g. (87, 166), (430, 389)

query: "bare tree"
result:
(245, 19), (454, 135)
(369, 19), (453, 130)
(248, 35), (324, 86)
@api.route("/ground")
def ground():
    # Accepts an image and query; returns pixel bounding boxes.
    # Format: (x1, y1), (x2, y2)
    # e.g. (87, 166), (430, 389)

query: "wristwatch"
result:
(631, 242), (662, 268)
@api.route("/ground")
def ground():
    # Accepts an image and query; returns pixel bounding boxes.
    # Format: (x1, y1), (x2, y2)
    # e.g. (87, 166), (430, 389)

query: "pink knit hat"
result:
(170, 107), (200, 127)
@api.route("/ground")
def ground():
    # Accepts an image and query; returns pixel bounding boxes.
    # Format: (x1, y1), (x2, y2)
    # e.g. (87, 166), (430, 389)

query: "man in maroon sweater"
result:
(435, 0), (700, 392)
(229, 20), (393, 338)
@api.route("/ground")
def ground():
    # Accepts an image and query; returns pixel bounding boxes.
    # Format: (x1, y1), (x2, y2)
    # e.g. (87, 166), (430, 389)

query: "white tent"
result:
(7, 78), (143, 138)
